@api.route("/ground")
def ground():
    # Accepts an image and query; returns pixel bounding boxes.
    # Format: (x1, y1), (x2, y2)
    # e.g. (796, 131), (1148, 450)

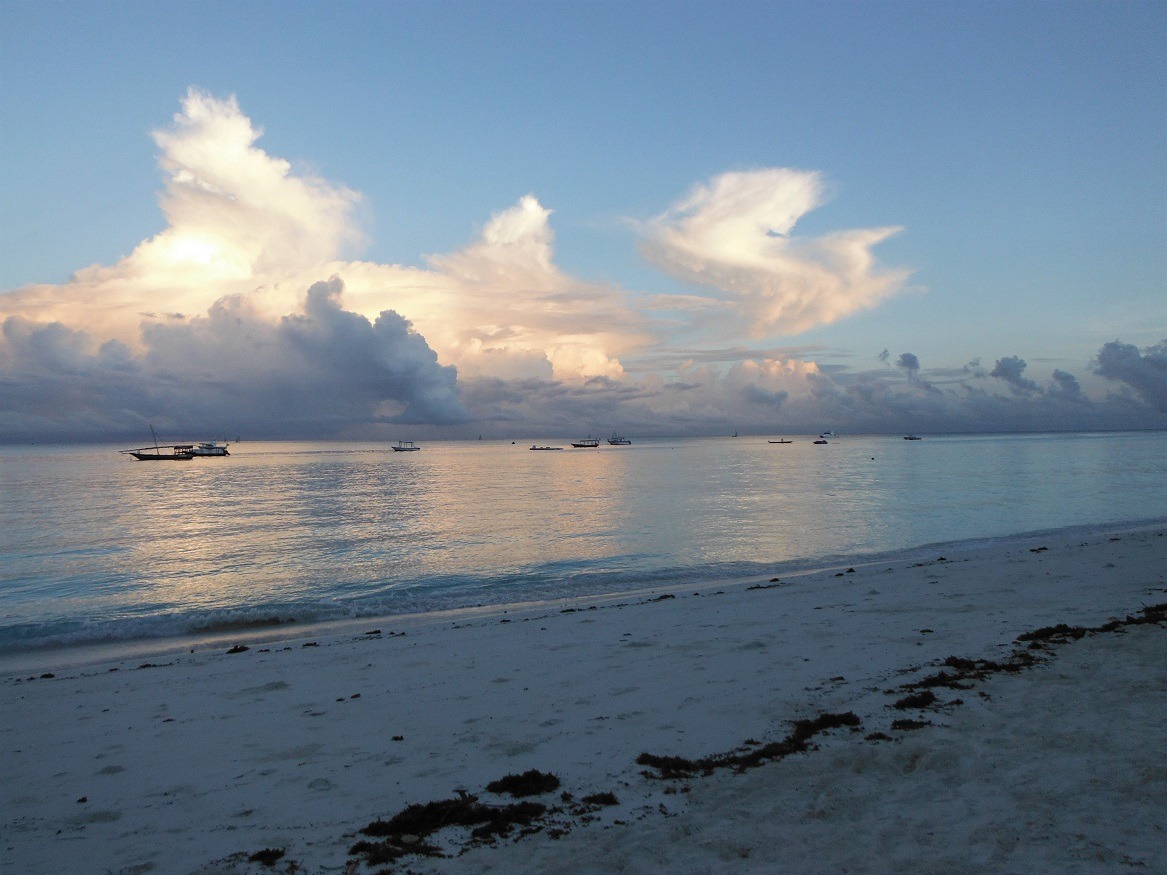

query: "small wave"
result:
(3, 516), (1163, 658)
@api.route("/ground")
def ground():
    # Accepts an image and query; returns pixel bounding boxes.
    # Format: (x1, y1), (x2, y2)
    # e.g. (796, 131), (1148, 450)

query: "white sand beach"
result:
(3, 523), (1165, 875)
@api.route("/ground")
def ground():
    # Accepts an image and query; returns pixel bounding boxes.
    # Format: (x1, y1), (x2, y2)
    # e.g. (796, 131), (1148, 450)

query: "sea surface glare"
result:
(1, 431), (1164, 657)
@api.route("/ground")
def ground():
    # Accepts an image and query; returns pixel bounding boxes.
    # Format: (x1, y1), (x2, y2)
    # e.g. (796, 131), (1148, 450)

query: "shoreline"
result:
(3, 522), (1165, 873)
(4, 516), (1164, 677)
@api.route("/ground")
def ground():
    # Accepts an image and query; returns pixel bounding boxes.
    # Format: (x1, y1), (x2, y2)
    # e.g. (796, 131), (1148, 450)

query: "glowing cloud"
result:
(0, 89), (362, 343)
(639, 168), (913, 335)
(149, 89), (362, 273)
(0, 90), (641, 386)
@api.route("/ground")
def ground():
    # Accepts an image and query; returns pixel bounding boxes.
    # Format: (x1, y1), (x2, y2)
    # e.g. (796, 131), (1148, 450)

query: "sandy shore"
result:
(3, 523), (1165, 874)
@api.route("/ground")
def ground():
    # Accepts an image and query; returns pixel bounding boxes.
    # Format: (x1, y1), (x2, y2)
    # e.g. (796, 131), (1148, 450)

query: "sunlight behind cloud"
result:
(0, 91), (639, 385)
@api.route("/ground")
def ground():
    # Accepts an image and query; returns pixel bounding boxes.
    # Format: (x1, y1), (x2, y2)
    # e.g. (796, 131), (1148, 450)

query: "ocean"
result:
(2, 431), (1164, 661)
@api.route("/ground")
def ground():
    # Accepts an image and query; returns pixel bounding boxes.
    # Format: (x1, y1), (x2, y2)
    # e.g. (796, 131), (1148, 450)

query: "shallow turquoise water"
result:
(1, 431), (1164, 652)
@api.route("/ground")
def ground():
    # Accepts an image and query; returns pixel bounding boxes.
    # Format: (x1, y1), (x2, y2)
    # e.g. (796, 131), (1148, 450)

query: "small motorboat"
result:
(392, 440), (420, 452)
(813, 439), (829, 445)
(190, 440), (229, 456)
(903, 434), (922, 441)
(607, 432), (632, 446)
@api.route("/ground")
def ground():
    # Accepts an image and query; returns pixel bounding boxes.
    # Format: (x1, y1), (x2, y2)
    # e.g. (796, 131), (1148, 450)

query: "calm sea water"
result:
(2, 432), (1164, 657)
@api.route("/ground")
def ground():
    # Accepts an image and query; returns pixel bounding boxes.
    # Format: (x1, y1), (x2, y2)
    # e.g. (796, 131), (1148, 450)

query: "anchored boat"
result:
(121, 427), (229, 461)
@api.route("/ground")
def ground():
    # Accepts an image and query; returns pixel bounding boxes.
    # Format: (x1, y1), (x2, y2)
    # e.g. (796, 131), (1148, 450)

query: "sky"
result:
(1, 0), (1164, 442)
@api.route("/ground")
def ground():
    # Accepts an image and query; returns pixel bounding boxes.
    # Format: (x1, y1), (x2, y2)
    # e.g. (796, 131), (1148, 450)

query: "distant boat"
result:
(607, 432), (632, 446)
(819, 430), (837, 438)
(732, 430), (739, 438)
(903, 434), (922, 441)
(392, 440), (420, 452)
(813, 439), (829, 445)
(769, 439), (793, 444)
(530, 445), (563, 451)
(571, 436), (600, 448)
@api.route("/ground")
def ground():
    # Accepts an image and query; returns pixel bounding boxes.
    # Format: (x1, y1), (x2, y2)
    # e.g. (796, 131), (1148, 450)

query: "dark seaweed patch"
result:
(485, 769), (561, 797)
(349, 836), (442, 865)
(891, 718), (931, 731)
(247, 848), (285, 866)
(1017, 603), (1167, 645)
(359, 797), (547, 844)
(1018, 623), (1089, 642)
(637, 711), (861, 779)
(581, 791), (619, 807)
(892, 690), (938, 710)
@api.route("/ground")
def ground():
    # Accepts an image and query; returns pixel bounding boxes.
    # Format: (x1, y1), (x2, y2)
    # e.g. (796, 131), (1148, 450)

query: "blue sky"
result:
(1, 1), (1164, 440)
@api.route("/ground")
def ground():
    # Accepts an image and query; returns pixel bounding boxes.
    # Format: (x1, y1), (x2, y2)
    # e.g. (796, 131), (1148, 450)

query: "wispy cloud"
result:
(638, 168), (914, 336)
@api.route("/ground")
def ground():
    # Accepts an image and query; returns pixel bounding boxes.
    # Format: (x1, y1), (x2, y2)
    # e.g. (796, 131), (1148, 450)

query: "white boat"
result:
(607, 432), (632, 445)
(819, 430), (837, 438)
(392, 440), (420, 452)
(190, 440), (229, 456)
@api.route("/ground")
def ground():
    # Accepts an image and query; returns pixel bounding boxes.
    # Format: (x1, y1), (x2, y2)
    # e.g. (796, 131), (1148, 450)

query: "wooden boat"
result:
(392, 440), (420, 452)
(571, 437), (600, 448)
(529, 445), (563, 451)
(121, 425), (220, 461)
(768, 439), (793, 444)
(122, 444), (195, 461)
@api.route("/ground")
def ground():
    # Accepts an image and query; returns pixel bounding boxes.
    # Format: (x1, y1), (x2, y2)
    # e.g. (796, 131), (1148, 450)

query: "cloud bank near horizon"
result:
(0, 89), (1163, 441)
(0, 278), (464, 441)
